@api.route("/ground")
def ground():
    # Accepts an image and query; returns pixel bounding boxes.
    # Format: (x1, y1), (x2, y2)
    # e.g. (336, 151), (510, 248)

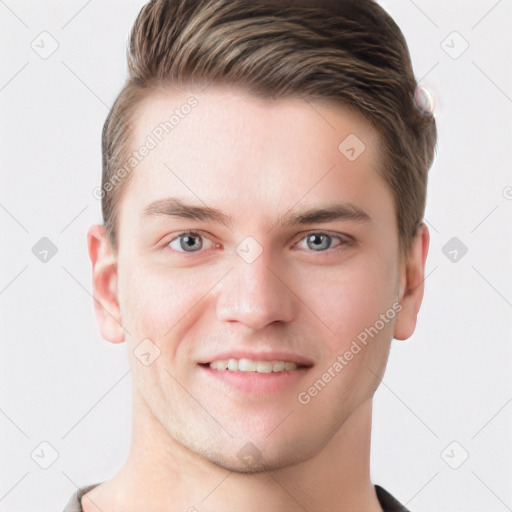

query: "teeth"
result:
(209, 359), (299, 372)
(216, 360), (229, 371)
(238, 358), (256, 371)
(272, 361), (285, 372)
(255, 361), (273, 373)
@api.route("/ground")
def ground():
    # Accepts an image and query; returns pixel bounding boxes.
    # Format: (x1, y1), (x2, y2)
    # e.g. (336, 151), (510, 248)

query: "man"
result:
(63, 0), (436, 510)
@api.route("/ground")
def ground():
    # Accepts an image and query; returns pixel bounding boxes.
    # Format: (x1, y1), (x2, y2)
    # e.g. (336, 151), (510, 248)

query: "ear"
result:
(87, 224), (125, 344)
(393, 223), (430, 341)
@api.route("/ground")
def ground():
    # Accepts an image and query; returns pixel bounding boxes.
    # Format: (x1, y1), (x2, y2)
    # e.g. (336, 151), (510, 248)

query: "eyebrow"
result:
(142, 197), (372, 228)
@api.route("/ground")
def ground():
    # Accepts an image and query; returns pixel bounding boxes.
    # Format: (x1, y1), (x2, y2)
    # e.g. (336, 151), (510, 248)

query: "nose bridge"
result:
(216, 240), (294, 330)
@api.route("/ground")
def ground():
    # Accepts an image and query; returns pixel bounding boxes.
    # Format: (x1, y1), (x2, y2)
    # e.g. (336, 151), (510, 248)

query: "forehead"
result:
(119, 86), (393, 232)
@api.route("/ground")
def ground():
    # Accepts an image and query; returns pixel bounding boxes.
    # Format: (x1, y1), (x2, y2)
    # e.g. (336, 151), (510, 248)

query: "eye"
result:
(165, 230), (350, 255)
(168, 231), (214, 253)
(295, 232), (348, 252)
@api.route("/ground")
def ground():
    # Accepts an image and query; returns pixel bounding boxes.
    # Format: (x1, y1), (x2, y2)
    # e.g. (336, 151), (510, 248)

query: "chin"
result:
(181, 428), (320, 474)
(203, 448), (307, 474)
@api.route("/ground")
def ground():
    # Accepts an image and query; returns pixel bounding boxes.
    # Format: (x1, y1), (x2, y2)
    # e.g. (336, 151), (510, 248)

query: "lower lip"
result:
(199, 364), (311, 394)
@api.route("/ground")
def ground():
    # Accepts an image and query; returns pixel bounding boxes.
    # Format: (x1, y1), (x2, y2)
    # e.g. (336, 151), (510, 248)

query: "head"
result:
(89, 0), (436, 472)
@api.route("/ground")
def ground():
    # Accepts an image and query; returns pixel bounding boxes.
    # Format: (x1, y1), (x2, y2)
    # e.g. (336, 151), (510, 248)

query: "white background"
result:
(0, 1), (511, 510)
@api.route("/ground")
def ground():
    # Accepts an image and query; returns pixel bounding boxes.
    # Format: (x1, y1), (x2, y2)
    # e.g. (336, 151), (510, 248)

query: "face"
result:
(96, 86), (417, 472)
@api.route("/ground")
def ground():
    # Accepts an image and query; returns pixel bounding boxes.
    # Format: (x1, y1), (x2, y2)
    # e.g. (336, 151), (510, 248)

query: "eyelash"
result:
(164, 230), (351, 255)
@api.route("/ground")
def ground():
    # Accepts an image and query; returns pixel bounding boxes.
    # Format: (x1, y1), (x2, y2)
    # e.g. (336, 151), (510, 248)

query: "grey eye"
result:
(306, 234), (332, 251)
(169, 232), (206, 252)
(297, 233), (345, 252)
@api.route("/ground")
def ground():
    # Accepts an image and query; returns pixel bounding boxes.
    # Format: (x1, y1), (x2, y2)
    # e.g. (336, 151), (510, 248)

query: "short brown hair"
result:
(101, 0), (437, 255)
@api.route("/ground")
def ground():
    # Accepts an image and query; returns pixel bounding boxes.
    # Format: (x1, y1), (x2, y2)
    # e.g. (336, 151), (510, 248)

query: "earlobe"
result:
(87, 224), (125, 344)
(393, 223), (430, 341)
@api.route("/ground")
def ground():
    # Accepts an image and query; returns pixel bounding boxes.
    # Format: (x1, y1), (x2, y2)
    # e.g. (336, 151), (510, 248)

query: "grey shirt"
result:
(62, 483), (411, 511)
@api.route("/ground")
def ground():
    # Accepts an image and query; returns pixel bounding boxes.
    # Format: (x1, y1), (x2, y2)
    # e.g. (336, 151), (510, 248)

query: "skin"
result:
(84, 86), (429, 512)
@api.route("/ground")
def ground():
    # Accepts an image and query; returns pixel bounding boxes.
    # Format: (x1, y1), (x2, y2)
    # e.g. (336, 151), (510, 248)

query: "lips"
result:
(197, 350), (314, 368)
(197, 351), (313, 394)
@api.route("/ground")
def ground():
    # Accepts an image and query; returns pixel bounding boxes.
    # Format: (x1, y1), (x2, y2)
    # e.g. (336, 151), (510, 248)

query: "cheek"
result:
(117, 258), (211, 344)
(312, 252), (399, 351)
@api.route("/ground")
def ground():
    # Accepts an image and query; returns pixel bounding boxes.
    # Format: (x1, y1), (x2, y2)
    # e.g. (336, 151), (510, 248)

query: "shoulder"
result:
(62, 483), (101, 512)
(375, 485), (411, 512)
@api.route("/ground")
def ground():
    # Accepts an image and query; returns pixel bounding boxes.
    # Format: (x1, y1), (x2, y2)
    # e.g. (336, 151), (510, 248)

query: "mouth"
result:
(200, 358), (309, 373)
(197, 354), (313, 394)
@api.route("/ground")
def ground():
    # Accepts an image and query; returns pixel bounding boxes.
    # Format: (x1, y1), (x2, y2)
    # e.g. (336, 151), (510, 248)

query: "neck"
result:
(83, 390), (382, 512)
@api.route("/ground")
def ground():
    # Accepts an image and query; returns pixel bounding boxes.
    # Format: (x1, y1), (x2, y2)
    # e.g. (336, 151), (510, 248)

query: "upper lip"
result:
(198, 350), (314, 367)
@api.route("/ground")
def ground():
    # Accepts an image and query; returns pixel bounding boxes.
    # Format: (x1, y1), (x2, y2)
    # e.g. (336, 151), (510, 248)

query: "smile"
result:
(208, 358), (303, 373)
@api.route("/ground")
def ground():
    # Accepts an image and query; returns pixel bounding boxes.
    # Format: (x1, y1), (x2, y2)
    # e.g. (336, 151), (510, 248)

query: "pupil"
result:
(183, 235), (200, 250)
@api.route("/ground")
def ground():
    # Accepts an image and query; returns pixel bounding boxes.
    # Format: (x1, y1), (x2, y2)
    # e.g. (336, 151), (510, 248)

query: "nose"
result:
(216, 246), (295, 331)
